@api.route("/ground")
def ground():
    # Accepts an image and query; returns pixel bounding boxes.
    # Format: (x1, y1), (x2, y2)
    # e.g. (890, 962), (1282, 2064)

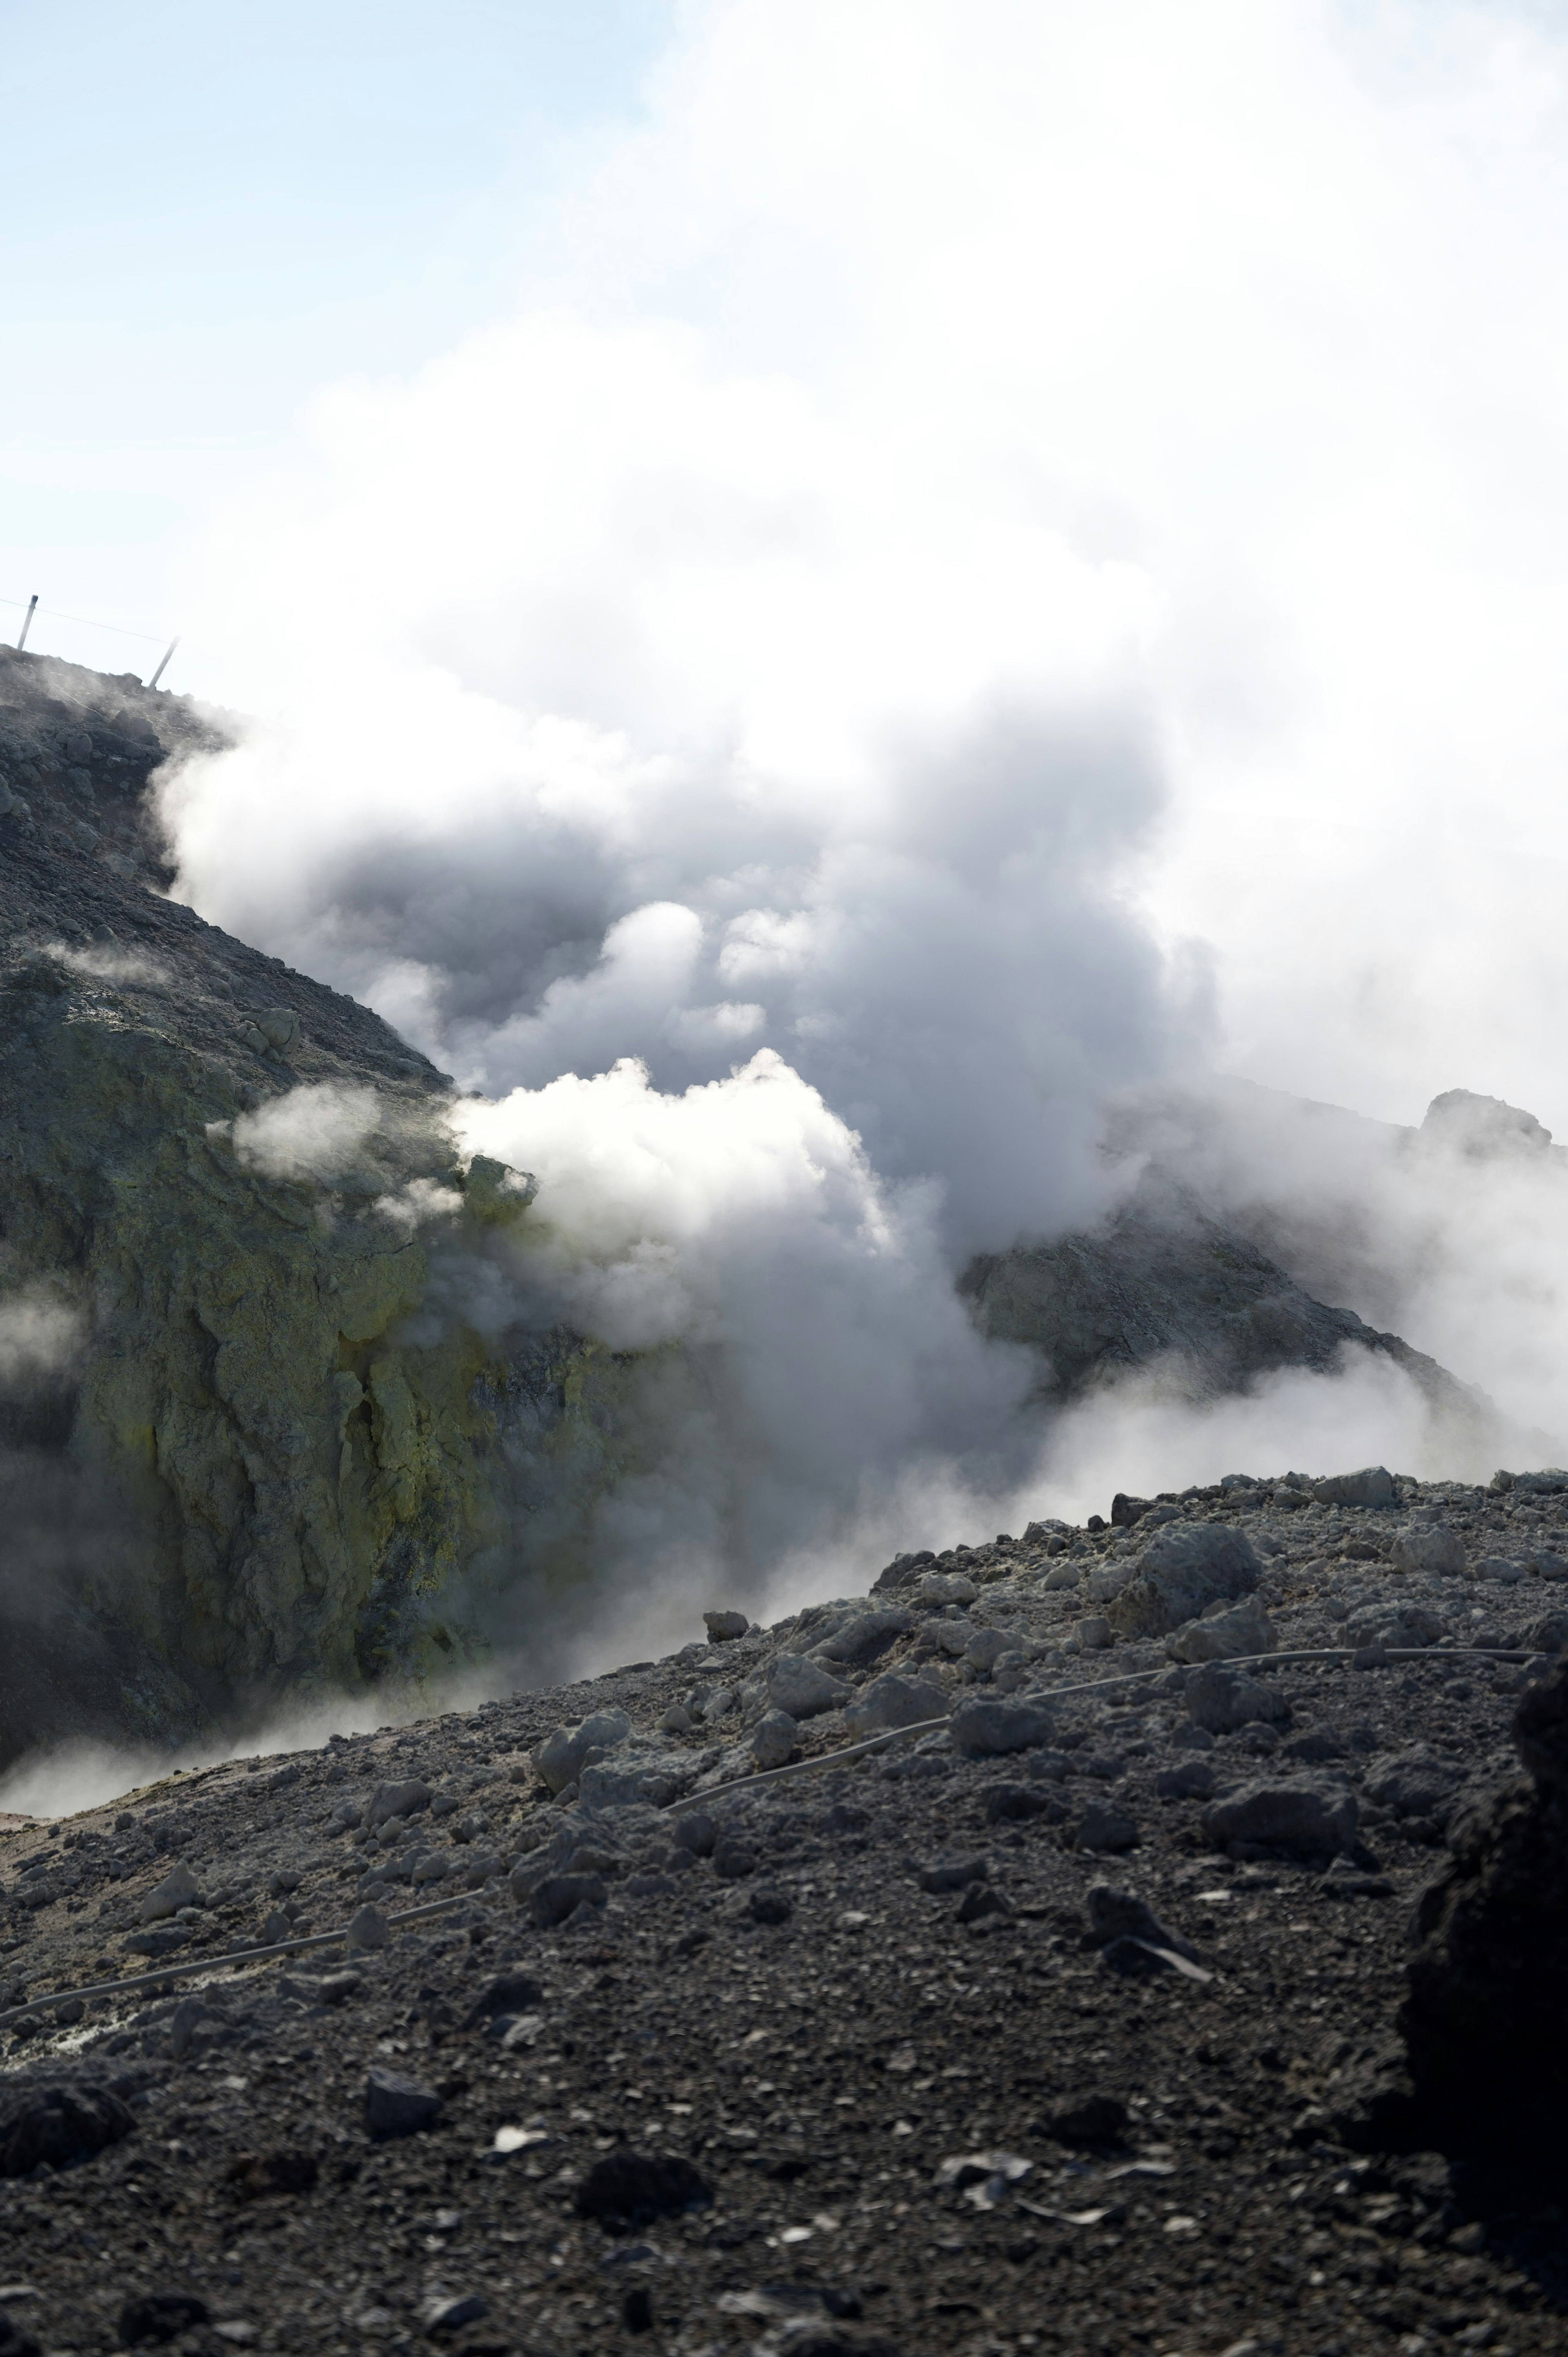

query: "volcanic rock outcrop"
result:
(0, 647), (645, 1763)
(1399, 1652), (1568, 2155)
(959, 1166), (1485, 1422)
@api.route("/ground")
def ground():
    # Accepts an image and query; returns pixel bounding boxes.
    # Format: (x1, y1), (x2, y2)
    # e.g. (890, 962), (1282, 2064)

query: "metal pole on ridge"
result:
(15, 594), (37, 651)
(148, 635), (179, 689)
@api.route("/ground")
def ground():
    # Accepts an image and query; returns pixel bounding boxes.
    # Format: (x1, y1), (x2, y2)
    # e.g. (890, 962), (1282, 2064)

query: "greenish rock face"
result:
(0, 644), (653, 1766)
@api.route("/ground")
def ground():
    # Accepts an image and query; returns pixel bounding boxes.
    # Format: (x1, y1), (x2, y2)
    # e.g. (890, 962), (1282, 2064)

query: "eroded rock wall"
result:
(0, 647), (646, 1762)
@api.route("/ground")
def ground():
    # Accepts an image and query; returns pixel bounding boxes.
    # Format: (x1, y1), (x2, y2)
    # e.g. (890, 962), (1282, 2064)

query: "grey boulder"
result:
(364, 1778), (434, 1831)
(1312, 1465), (1395, 1508)
(1108, 1523), (1261, 1639)
(1390, 1524), (1467, 1576)
(578, 1736), (691, 1808)
(1363, 1747), (1465, 1824)
(950, 1695), (1055, 1755)
(1184, 1659), (1289, 1735)
(748, 1709), (800, 1770)
(766, 1654), (852, 1719)
(810, 1607), (913, 1668)
(846, 1672), (949, 1739)
(1202, 1776), (1359, 1858)
(533, 1709), (633, 1796)
(365, 2067), (442, 2138)
(1167, 1596), (1275, 1665)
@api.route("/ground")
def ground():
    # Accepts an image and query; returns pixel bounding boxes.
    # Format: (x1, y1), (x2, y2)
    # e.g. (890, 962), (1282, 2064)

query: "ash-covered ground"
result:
(1, 1466), (1566, 2357)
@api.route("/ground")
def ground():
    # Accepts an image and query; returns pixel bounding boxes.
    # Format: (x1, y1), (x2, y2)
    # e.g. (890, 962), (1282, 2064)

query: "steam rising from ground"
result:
(84, 0), (1568, 1763)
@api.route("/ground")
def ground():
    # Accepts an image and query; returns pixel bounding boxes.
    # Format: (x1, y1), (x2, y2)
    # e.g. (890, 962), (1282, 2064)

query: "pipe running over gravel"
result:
(0, 1645), (1543, 2029)
(666, 1643), (1546, 1811)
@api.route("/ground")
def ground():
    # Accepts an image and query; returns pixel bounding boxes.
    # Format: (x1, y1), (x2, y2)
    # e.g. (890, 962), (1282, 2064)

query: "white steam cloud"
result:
(133, 0), (1568, 1661)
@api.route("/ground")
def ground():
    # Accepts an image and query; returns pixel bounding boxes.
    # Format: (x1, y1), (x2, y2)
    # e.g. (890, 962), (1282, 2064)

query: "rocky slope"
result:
(959, 1166), (1485, 1435)
(0, 1463), (1565, 2353)
(0, 647), (650, 1766)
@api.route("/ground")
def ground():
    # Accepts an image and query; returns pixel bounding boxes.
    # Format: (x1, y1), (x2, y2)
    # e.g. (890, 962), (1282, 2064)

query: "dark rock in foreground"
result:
(1400, 1654), (1568, 2156)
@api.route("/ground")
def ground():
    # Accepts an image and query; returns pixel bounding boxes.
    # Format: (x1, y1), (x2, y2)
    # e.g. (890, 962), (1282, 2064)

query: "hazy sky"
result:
(0, 0), (671, 665)
(15, 0), (1568, 1151)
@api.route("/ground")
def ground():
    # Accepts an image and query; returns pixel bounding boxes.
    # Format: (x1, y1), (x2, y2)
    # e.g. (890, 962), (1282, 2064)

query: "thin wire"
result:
(0, 595), (167, 643)
(0, 1890), (471, 2031)
(4, 1641), (1544, 2026)
(667, 1642), (1544, 1811)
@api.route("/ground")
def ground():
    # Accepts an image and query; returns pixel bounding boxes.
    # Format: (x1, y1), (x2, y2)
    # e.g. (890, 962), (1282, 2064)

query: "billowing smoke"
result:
(134, 0), (1568, 1672)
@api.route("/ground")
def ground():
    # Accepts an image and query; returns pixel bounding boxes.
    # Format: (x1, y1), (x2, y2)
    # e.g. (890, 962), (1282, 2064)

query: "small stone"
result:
(981, 1782), (1066, 1824)
(749, 1885), (793, 1925)
(1156, 1760), (1214, 1799)
(53, 1997), (85, 2027)
(812, 1607), (914, 1668)
(749, 1710), (799, 1771)
(225, 2149), (318, 2199)
(136, 1861), (200, 1926)
(703, 1610), (749, 1642)
(1185, 1661), (1290, 1736)
(423, 2293), (488, 2336)
(530, 1873), (608, 1927)
(957, 1884), (1012, 1925)
(673, 1811), (718, 1856)
(1390, 1524), (1467, 1576)
(1312, 1466), (1396, 1509)
(318, 1972), (363, 2005)
(1046, 2092), (1127, 2145)
(1167, 1597), (1276, 1665)
(533, 1710), (633, 1796)
(659, 1705), (696, 1735)
(934, 2148), (1033, 2194)
(964, 1628), (1013, 1671)
(574, 2149), (713, 2226)
(117, 2293), (210, 2347)
(365, 2067), (442, 2138)
(1074, 1615), (1114, 1652)
(268, 1869), (303, 1897)
(918, 1857), (987, 1894)
(1074, 1801), (1140, 1853)
(363, 1778), (434, 1831)
(1352, 1643), (1389, 1670)
(844, 1673), (947, 1739)
(1202, 1777), (1359, 1859)
(260, 1909), (292, 1945)
(344, 1906), (388, 1953)
(766, 1655), (853, 1719)
(1085, 1883), (1201, 1960)
(711, 1838), (756, 1881)
(462, 1971), (542, 2031)
(917, 1570), (978, 1606)
(950, 1696), (1055, 1755)
(0, 2083), (136, 2176)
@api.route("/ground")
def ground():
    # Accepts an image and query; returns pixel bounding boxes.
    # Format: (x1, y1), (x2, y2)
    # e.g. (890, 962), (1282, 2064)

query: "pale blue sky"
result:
(0, 0), (673, 678)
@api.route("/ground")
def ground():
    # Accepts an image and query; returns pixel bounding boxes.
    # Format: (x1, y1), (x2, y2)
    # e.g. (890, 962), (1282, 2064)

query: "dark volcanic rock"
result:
(575, 2149), (713, 2228)
(1400, 1656), (1568, 2154)
(0, 2081), (135, 2175)
(958, 1167), (1478, 1414)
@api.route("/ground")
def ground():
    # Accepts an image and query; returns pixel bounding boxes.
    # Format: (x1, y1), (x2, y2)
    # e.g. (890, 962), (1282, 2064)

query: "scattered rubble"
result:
(0, 1462), (1564, 2350)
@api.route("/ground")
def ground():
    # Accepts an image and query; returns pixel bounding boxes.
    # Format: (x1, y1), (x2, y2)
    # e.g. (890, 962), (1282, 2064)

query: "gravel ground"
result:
(0, 1468), (1566, 2357)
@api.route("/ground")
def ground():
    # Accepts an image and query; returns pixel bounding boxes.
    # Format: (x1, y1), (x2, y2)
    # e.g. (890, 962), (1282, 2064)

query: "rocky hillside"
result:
(0, 1461), (1564, 2353)
(0, 647), (648, 1766)
(960, 1166), (1485, 1436)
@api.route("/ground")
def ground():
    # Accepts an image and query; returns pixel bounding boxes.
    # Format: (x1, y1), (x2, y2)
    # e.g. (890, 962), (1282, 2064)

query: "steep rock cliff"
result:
(0, 646), (644, 1765)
